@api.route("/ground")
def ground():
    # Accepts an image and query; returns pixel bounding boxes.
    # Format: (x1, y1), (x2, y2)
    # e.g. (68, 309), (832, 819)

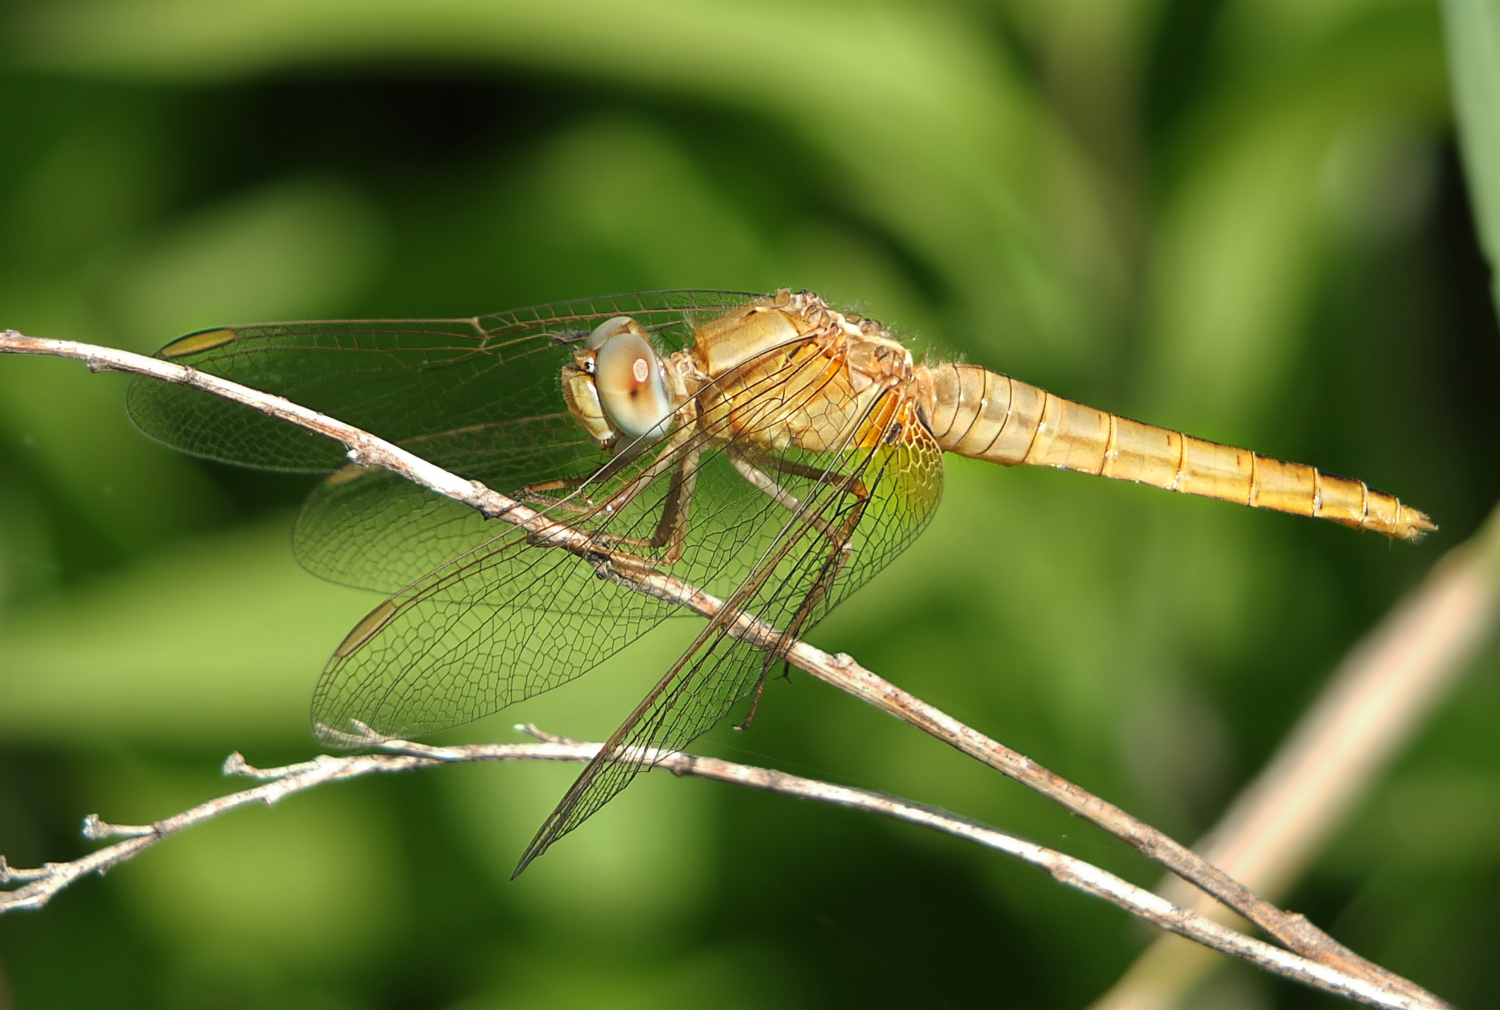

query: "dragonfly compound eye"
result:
(594, 324), (674, 442)
(587, 315), (637, 348)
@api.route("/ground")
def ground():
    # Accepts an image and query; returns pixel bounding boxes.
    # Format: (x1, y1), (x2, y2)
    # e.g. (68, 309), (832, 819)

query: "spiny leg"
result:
(728, 446), (869, 551)
(516, 476), (594, 516)
(733, 445), (870, 499)
(729, 447), (873, 729)
(516, 448), (646, 515)
(537, 424), (703, 567)
(653, 447), (700, 564)
(729, 443), (871, 607)
(593, 447), (701, 564)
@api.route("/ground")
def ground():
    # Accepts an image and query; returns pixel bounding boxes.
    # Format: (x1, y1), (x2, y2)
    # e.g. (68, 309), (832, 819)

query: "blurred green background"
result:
(2, 1), (1498, 1007)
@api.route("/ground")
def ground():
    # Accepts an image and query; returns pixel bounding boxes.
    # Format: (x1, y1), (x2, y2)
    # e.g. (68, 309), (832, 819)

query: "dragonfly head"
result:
(561, 315), (676, 453)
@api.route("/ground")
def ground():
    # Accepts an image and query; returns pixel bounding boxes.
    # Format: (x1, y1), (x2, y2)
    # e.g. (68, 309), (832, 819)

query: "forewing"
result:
(514, 395), (945, 872)
(125, 290), (762, 473)
(126, 291), (763, 592)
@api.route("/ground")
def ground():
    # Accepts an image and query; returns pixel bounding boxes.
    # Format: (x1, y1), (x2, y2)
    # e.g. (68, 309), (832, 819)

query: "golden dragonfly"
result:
(129, 288), (1433, 872)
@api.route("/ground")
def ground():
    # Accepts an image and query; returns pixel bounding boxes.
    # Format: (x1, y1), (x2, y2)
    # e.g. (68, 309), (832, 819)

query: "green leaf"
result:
(1443, 0), (1500, 311)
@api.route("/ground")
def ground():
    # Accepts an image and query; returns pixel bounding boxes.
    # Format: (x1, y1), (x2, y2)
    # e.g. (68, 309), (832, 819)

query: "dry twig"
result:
(0, 330), (1453, 1009)
(0, 725), (1445, 1010)
(1091, 515), (1500, 1009)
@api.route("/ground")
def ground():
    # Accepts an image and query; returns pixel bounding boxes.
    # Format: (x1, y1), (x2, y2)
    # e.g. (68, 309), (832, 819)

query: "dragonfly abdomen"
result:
(919, 362), (1434, 540)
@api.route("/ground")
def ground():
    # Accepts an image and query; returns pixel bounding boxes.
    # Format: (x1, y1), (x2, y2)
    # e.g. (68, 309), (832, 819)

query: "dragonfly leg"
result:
(516, 476), (596, 515)
(514, 445), (650, 514)
(731, 653), (797, 732)
(725, 443), (877, 731)
(735, 447), (870, 499)
(794, 479), (870, 629)
(735, 673), (769, 731)
(732, 490), (871, 731)
(591, 448), (701, 563)
(539, 424), (702, 564)
(652, 448), (700, 563)
(728, 446), (869, 549)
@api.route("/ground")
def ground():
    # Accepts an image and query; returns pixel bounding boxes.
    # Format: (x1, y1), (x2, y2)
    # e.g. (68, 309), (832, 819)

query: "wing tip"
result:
(510, 743), (622, 878)
(512, 814), (564, 878)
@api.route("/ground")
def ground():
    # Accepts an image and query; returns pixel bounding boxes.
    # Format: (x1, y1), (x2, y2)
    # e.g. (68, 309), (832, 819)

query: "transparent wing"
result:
(126, 290), (763, 592)
(125, 289), (763, 472)
(309, 335), (941, 752)
(309, 441), (795, 739)
(310, 515), (679, 742)
(513, 394), (945, 873)
(291, 413), (601, 595)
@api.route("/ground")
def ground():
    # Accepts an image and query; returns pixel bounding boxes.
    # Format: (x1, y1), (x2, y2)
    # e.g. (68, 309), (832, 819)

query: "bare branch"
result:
(0, 727), (1441, 1010)
(0, 330), (1451, 1009)
(1091, 511), (1500, 1009)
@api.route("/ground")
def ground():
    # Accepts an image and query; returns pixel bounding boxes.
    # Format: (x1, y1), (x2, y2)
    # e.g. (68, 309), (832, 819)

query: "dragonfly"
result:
(128, 288), (1434, 873)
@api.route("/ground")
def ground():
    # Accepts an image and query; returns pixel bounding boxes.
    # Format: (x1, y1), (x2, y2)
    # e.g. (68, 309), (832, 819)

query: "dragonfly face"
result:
(127, 287), (1431, 874)
(559, 346), (614, 450)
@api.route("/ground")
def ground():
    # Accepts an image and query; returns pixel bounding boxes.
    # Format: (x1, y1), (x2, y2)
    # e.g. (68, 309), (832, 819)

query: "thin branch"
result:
(0, 330), (1450, 1009)
(1091, 512), (1500, 1009)
(0, 726), (1438, 1010)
